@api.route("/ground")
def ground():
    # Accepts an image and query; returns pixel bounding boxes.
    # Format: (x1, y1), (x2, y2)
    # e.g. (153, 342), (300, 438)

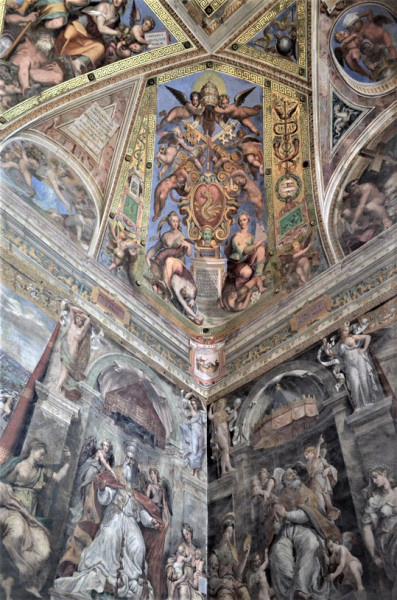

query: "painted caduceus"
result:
(273, 98), (300, 173)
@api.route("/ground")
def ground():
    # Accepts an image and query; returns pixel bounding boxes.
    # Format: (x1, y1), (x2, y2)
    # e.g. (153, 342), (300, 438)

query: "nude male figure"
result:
(343, 179), (393, 230)
(9, 33), (63, 97)
(354, 9), (397, 60)
(56, 306), (91, 395)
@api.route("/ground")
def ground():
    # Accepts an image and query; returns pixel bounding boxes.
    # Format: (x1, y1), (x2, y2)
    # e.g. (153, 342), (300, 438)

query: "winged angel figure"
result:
(214, 87), (262, 136)
(157, 87), (204, 130)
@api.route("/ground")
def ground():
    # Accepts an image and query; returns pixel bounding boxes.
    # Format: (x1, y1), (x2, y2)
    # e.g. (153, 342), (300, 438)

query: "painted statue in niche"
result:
(0, 140), (98, 249)
(0, 439), (71, 599)
(0, 0), (175, 110)
(319, 321), (384, 411)
(208, 397), (242, 477)
(337, 128), (396, 255)
(331, 4), (397, 85)
(247, 3), (298, 62)
(180, 392), (207, 478)
(55, 303), (96, 399)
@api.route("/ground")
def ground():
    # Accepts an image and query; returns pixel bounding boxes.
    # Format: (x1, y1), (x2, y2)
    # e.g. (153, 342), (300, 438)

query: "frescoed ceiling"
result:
(0, 0), (396, 395)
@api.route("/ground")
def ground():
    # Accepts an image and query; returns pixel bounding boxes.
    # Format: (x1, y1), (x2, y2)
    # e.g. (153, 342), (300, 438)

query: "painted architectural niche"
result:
(99, 65), (328, 330)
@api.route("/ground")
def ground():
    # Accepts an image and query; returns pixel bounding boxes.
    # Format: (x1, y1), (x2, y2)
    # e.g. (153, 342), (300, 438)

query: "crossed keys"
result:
(182, 119), (238, 170)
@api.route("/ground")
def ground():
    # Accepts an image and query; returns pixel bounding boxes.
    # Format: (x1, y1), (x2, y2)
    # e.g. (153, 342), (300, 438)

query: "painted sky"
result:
(0, 283), (56, 372)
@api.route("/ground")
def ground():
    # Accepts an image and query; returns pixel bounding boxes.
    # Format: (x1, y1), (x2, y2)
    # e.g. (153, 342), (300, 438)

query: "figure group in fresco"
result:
(0, 140), (97, 248)
(0, 0), (171, 109)
(211, 461), (365, 600)
(332, 6), (397, 83)
(55, 440), (170, 598)
(337, 131), (397, 255)
(166, 524), (205, 599)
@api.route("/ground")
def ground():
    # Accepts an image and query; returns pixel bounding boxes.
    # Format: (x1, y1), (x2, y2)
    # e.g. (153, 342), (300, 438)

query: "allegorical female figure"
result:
(180, 393), (207, 477)
(146, 210), (192, 295)
(209, 514), (250, 600)
(220, 213), (267, 312)
(362, 465), (397, 591)
(0, 440), (70, 598)
(325, 324), (383, 410)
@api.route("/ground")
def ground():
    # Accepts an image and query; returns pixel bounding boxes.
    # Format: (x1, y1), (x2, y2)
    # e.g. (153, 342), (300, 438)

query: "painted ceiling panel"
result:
(29, 81), (139, 195)
(0, 133), (100, 250)
(0, 0), (395, 355)
(97, 61), (328, 333)
(221, 0), (308, 81)
(0, 0), (201, 120)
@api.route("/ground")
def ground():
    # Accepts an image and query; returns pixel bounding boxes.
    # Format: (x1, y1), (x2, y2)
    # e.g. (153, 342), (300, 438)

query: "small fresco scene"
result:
(0, 0), (176, 112)
(0, 282), (56, 436)
(246, 2), (298, 63)
(207, 305), (397, 600)
(31, 86), (134, 193)
(336, 124), (396, 255)
(0, 138), (98, 250)
(331, 4), (397, 86)
(0, 298), (207, 599)
(99, 68), (328, 329)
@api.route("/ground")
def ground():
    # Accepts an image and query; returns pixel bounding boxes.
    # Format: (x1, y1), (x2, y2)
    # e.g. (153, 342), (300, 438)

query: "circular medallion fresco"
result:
(330, 3), (397, 96)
